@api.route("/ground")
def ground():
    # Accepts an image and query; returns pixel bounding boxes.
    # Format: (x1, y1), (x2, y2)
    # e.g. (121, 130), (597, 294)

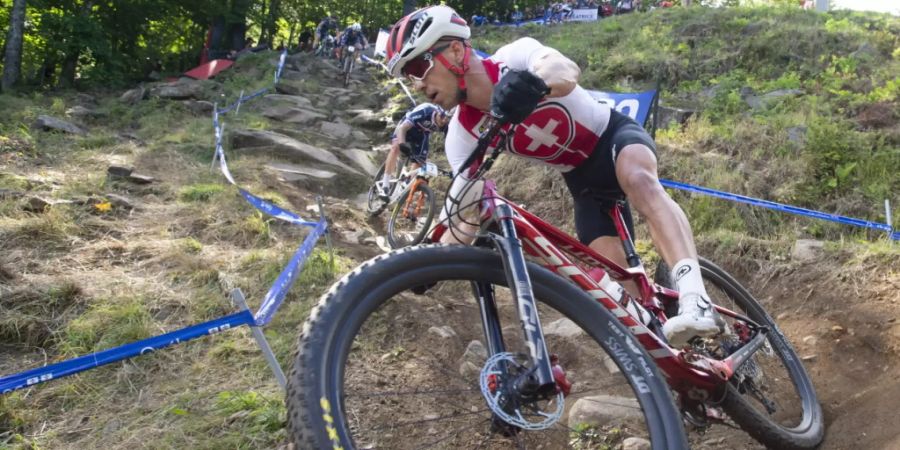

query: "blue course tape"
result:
(274, 50), (287, 84)
(660, 179), (896, 238)
(238, 189), (318, 227)
(254, 219), (329, 326)
(218, 87), (270, 114)
(0, 311), (255, 394)
(0, 49), (324, 397)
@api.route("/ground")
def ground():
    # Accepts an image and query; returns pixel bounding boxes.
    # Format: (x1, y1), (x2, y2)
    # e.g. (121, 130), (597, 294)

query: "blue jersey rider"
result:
(314, 16), (337, 50)
(378, 103), (452, 198)
(336, 23), (369, 62)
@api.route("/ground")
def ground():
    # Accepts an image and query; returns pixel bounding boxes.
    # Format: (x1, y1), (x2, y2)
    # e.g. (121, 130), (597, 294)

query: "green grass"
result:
(179, 183), (227, 202)
(470, 7), (900, 239)
(61, 297), (154, 355)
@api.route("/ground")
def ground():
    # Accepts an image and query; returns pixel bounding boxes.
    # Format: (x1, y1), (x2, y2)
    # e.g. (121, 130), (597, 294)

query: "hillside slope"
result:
(1, 6), (898, 449)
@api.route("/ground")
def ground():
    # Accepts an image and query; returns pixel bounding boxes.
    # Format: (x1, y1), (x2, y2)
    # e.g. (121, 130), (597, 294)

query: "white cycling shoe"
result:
(662, 294), (724, 348)
(375, 180), (392, 200)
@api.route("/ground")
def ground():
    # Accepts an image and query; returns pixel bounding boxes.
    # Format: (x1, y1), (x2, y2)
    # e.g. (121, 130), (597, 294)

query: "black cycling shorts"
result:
(562, 109), (657, 244)
(398, 137), (430, 165)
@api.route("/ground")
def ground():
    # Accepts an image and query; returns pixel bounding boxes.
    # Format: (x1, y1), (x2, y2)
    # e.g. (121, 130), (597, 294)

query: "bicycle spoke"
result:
(365, 407), (492, 432)
(345, 387), (479, 398)
(411, 417), (492, 450)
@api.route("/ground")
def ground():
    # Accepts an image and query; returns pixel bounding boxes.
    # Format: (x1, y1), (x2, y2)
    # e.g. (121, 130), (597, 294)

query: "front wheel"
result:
(386, 181), (435, 248)
(287, 245), (688, 450)
(343, 56), (354, 87)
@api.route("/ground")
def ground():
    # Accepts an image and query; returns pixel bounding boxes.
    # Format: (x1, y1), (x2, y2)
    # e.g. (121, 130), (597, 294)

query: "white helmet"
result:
(386, 6), (470, 78)
(352, 23), (362, 32)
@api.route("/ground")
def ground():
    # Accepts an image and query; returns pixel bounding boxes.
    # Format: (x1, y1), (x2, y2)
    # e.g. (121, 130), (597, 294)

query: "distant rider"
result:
(337, 23), (368, 63)
(378, 103), (452, 198)
(314, 16), (338, 52)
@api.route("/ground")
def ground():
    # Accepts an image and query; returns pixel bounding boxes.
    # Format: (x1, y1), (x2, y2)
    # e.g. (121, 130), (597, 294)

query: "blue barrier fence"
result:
(660, 179), (897, 240)
(0, 49), (333, 395)
(1, 312), (254, 393)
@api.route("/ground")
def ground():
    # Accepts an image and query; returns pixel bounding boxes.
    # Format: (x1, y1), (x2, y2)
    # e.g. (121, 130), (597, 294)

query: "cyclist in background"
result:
(378, 103), (452, 199)
(336, 23), (369, 63)
(385, 6), (723, 346)
(314, 16), (338, 52)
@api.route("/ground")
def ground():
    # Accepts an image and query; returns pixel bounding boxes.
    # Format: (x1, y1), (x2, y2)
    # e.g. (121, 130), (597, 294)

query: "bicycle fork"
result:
(472, 203), (556, 396)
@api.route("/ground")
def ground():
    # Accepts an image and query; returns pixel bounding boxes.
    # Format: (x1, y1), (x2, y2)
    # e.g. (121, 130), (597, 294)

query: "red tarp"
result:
(184, 59), (234, 80)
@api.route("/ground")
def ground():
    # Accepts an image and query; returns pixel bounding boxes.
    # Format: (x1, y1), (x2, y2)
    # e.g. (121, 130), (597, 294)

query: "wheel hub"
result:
(479, 352), (564, 431)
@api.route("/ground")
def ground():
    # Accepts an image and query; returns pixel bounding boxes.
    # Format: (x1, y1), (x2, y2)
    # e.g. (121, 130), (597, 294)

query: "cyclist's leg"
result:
(409, 138), (429, 170)
(384, 142), (402, 181)
(608, 112), (721, 343)
(562, 161), (639, 295)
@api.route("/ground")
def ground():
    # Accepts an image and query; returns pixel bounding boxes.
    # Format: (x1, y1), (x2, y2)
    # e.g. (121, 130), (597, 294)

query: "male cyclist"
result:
(314, 16), (337, 52)
(385, 5), (722, 346)
(378, 103), (452, 199)
(336, 23), (368, 64)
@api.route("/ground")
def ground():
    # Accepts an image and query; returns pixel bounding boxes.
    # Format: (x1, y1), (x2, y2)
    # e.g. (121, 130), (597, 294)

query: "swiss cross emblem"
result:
(509, 103), (574, 160)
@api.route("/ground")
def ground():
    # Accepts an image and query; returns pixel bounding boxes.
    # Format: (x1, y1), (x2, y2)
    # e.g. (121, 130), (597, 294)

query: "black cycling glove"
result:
(490, 70), (550, 124)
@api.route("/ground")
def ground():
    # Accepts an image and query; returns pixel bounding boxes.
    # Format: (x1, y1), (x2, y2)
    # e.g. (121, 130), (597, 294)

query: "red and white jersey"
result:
(446, 37), (612, 174)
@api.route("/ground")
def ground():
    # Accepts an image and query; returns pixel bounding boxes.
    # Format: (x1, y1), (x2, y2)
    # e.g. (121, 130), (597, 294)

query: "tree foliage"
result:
(5, 0), (772, 89)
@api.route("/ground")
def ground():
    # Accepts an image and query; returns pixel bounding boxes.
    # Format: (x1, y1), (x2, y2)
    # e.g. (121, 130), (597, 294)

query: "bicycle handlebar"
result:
(457, 117), (508, 177)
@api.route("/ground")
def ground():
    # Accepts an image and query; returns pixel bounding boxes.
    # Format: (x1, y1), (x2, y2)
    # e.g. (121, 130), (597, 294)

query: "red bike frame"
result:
(430, 179), (769, 403)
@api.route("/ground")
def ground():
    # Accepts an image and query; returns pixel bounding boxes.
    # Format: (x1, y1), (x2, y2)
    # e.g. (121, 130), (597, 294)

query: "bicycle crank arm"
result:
(723, 327), (770, 375)
(488, 203), (555, 394)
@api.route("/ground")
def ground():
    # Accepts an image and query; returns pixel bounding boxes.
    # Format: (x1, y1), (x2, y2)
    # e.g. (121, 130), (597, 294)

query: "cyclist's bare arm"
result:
(530, 48), (580, 98)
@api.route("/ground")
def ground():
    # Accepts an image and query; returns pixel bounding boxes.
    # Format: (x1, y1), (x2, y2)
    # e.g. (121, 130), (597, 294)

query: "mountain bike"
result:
(315, 36), (335, 58)
(288, 121), (689, 449)
(427, 120), (823, 449)
(385, 159), (450, 249)
(341, 45), (358, 87)
(365, 144), (451, 248)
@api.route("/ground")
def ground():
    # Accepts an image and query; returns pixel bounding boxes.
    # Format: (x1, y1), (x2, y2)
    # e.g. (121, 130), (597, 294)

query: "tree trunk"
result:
(35, 54), (56, 86)
(264, 0), (281, 48)
(57, 0), (93, 88)
(58, 54), (78, 88)
(1, 0), (27, 92)
(402, 0), (417, 16)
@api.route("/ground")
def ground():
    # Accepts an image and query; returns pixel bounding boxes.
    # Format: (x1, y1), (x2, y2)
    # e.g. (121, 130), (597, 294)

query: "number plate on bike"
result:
(420, 162), (439, 178)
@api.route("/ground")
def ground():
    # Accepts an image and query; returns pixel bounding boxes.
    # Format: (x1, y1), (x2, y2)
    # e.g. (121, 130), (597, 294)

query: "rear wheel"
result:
(287, 245), (688, 449)
(387, 181), (435, 248)
(366, 162), (399, 216)
(656, 258), (825, 449)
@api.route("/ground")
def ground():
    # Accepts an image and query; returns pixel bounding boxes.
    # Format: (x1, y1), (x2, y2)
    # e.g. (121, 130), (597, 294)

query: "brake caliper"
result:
(550, 354), (572, 397)
(733, 321), (752, 344)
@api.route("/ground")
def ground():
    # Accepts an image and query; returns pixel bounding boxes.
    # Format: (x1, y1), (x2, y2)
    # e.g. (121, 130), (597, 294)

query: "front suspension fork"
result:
(473, 203), (556, 395)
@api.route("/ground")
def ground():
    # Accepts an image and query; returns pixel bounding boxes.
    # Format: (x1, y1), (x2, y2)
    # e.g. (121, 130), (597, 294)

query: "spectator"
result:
(616, 0), (635, 14)
(227, 38), (256, 59)
(299, 28), (313, 52)
(512, 6), (523, 25)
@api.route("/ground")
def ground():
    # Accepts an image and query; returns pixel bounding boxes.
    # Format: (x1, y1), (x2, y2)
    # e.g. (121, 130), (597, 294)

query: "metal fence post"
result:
(231, 289), (287, 390)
